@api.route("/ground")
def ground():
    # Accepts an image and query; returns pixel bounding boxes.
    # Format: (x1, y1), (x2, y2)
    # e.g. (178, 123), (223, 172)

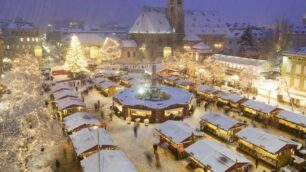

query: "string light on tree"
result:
(100, 37), (121, 63)
(64, 35), (88, 73)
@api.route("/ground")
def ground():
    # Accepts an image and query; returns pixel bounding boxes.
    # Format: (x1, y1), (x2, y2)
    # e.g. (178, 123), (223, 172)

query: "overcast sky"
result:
(0, 0), (305, 27)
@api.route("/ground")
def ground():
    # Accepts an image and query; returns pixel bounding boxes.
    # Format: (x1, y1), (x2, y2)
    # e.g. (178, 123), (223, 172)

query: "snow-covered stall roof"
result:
(175, 79), (194, 86)
(81, 150), (137, 172)
(50, 83), (71, 93)
(236, 127), (298, 154)
(93, 77), (108, 85)
(242, 99), (277, 114)
(129, 7), (172, 34)
(156, 120), (197, 144)
(216, 91), (244, 103)
(186, 140), (251, 172)
(277, 111), (306, 127)
(284, 47), (306, 56)
(114, 86), (193, 110)
(121, 40), (137, 48)
(64, 112), (100, 133)
(56, 97), (85, 110)
(97, 81), (118, 89)
(196, 85), (217, 94)
(200, 112), (244, 131)
(52, 89), (77, 100)
(97, 69), (124, 77)
(164, 75), (180, 82)
(70, 128), (116, 156)
(212, 54), (266, 67)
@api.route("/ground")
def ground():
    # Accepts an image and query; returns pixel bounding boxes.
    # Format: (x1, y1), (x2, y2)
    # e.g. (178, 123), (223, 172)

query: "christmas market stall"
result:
(81, 150), (137, 172)
(241, 99), (280, 121)
(236, 127), (299, 168)
(56, 97), (85, 120)
(185, 140), (251, 172)
(70, 128), (117, 159)
(200, 112), (246, 142)
(113, 86), (193, 123)
(50, 83), (71, 93)
(120, 75), (145, 88)
(155, 120), (201, 159)
(51, 89), (78, 101)
(276, 110), (306, 135)
(174, 79), (195, 92)
(196, 85), (218, 101)
(215, 91), (247, 109)
(63, 112), (100, 134)
(96, 81), (121, 97)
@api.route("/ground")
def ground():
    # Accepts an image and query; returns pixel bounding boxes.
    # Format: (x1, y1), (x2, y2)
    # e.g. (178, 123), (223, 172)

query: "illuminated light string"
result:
(100, 37), (121, 62)
(0, 54), (64, 171)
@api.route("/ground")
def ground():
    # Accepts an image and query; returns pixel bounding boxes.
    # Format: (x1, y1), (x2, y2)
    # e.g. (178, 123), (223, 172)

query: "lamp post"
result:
(93, 127), (101, 172)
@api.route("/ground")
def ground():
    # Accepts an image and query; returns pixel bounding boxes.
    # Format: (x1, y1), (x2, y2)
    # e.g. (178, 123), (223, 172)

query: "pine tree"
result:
(239, 26), (257, 58)
(64, 35), (88, 73)
(100, 37), (121, 63)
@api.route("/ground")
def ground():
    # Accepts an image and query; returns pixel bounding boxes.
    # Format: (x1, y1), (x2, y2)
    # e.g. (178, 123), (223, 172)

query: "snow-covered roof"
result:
(183, 34), (202, 42)
(62, 33), (106, 44)
(130, 7), (229, 36)
(164, 75), (180, 82)
(53, 75), (71, 83)
(81, 150), (137, 172)
(192, 42), (211, 50)
(53, 89), (77, 100)
(97, 69), (124, 77)
(216, 91), (244, 103)
(196, 85), (217, 94)
(277, 111), (306, 127)
(175, 79), (194, 86)
(129, 7), (172, 34)
(200, 112), (244, 131)
(284, 47), (306, 56)
(236, 127), (298, 154)
(121, 40), (137, 48)
(186, 140), (251, 172)
(226, 29), (266, 39)
(7, 21), (34, 29)
(93, 77), (108, 85)
(242, 99), (277, 114)
(70, 128), (116, 156)
(114, 86), (193, 110)
(157, 120), (197, 144)
(63, 112), (100, 133)
(212, 54), (266, 67)
(50, 83), (71, 93)
(56, 97), (85, 110)
(97, 81), (119, 89)
(184, 10), (228, 37)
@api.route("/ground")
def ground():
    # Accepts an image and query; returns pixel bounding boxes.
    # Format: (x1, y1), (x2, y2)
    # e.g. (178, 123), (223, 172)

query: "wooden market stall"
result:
(200, 112), (246, 142)
(174, 79), (195, 92)
(236, 127), (299, 168)
(55, 97), (85, 120)
(276, 110), (306, 135)
(185, 140), (251, 172)
(70, 128), (117, 159)
(241, 99), (280, 121)
(215, 91), (247, 109)
(63, 112), (100, 134)
(196, 85), (218, 101)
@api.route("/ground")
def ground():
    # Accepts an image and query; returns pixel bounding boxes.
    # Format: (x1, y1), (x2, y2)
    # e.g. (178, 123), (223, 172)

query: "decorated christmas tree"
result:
(64, 35), (88, 73)
(100, 37), (121, 63)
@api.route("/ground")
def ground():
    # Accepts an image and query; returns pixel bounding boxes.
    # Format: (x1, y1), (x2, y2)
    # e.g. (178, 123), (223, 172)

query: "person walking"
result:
(154, 152), (161, 169)
(133, 124), (138, 138)
(144, 152), (153, 167)
(153, 143), (158, 154)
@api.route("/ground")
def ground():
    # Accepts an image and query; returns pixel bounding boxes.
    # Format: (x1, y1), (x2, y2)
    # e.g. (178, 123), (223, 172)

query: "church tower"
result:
(167, 0), (185, 41)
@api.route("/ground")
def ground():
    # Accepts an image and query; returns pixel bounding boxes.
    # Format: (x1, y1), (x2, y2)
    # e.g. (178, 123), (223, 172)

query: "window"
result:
(294, 77), (300, 89)
(36, 38), (39, 42)
(20, 38), (24, 42)
(286, 62), (292, 73)
(133, 51), (136, 57)
(295, 64), (302, 74)
(22, 45), (25, 49)
(127, 51), (130, 58)
(304, 79), (306, 91)
(6, 45), (10, 49)
(304, 66), (306, 75)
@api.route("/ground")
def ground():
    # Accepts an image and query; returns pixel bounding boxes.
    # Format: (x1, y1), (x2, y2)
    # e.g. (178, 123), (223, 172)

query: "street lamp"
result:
(93, 126), (101, 172)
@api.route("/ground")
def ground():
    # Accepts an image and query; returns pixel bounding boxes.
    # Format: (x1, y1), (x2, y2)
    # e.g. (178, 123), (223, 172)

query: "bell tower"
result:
(167, 0), (184, 41)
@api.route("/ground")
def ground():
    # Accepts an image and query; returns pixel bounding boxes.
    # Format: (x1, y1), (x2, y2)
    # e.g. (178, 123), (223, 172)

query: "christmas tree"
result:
(64, 35), (88, 73)
(239, 26), (258, 58)
(100, 37), (121, 63)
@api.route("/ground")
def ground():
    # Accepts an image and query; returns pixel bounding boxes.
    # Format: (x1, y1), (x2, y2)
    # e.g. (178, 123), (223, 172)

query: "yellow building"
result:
(280, 47), (306, 106)
(236, 127), (298, 168)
